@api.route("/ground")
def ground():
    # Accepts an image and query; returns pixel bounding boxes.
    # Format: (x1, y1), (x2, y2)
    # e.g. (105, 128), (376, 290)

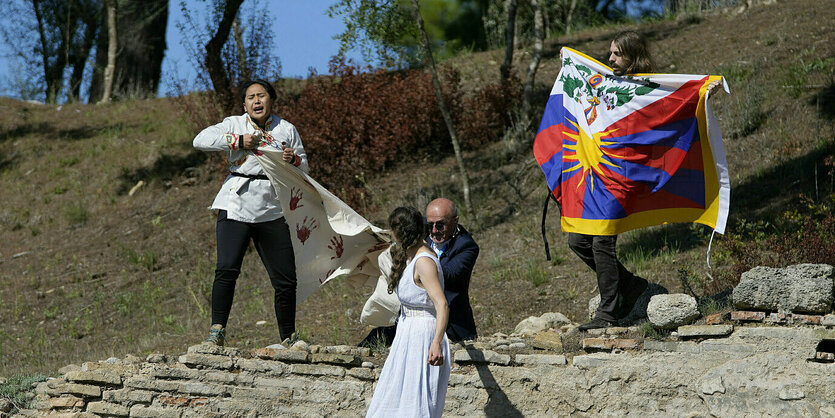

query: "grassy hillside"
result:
(1, 0), (832, 376)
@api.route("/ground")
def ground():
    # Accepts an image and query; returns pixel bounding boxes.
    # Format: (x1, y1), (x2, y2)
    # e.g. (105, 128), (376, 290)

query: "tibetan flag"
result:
(534, 47), (730, 236)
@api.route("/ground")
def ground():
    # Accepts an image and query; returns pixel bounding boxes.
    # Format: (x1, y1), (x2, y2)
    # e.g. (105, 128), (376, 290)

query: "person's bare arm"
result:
(415, 255), (449, 366)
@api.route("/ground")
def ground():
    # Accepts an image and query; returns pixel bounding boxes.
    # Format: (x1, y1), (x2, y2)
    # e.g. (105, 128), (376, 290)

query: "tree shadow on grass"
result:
(811, 82), (835, 120)
(0, 121), (140, 142)
(117, 150), (207, 195)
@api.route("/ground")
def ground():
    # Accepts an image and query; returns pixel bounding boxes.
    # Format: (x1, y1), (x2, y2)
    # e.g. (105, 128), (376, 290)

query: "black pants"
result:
(212, 210), (297, 341)
(568, 233), (637, 322)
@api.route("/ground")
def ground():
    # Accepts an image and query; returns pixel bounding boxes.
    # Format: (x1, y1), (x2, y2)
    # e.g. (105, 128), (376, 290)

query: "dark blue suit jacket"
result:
(426, 226), (479, 342)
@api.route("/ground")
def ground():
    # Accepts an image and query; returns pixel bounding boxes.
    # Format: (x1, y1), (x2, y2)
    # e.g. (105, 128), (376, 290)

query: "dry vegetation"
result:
(0, 0), (832, 377)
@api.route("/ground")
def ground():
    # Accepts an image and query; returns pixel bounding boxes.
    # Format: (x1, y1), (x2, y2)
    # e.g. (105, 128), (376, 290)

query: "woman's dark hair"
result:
(612, 31), (655, 74)
(387, 206), (425, 294)
(239, 79), (277, 103)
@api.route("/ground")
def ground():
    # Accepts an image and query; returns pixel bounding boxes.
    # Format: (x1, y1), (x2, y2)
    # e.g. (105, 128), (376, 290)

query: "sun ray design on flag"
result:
(562, 120), (620, 192)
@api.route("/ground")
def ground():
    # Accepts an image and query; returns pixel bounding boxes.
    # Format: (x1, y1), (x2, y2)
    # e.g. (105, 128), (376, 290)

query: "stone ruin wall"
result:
(6, 263), (835, 417)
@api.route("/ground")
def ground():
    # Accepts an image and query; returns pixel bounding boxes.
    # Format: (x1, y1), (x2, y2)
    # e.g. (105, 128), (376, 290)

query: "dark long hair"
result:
(387, 206), (425, 294)
(612, 31), (655, 74)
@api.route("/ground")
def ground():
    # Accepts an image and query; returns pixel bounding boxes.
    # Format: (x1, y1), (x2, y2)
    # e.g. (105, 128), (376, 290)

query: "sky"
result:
(0, 0), (366, 101)
(160, 0), (367, 95)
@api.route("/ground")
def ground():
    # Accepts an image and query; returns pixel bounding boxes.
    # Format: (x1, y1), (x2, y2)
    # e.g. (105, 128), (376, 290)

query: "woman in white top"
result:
(192, 79), (308, 346)
(366, 206), (451, 418)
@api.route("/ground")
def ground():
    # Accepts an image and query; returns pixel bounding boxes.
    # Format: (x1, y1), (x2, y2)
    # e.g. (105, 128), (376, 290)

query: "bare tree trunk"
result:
(205, 0), (244, 113)
(32, 0), (70, 104)
(99, 0), (116, 104)
(232, 17), (248, 82)
(410, 0), (473, 221)
(523, 0), (544, 113)
(565, 0), (577, 35)
(500, 0), (517, 80)
(68, 10), (98, 102)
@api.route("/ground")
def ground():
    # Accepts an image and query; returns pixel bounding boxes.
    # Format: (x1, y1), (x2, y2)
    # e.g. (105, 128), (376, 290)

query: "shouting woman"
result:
(193, 79), (308, 346)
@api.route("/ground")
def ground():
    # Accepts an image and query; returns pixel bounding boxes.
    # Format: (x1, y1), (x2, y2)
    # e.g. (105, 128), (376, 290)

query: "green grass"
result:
(0, 374), (48, 411)
(63, 201), (88, 225)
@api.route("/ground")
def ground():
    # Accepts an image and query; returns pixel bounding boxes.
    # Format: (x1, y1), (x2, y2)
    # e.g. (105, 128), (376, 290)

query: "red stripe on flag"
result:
(602, 78), (707, 136)
(600, 166), (704, 214)
(533, 123), (573, 165)
(560, 169), (586, 218)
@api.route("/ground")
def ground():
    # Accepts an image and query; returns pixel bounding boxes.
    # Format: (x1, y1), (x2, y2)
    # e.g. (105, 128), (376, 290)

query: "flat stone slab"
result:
(677, 324), (734, 338)
(823, 314), (835, 327)
(454, 349), (511, 366)
(514, 354), (567, 366)
(731, 311), (765, 322)
(309, 353), (361, 366)
(252, 347), (309, 363)
(582, 338), (639, 350)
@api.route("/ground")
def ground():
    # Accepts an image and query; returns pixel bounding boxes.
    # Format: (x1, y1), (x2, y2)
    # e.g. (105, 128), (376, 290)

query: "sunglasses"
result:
(427, 221), (447, 231)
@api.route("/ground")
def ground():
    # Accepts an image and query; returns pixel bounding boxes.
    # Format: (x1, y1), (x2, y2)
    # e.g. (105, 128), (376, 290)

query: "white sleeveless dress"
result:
(366, 252), (451, 418)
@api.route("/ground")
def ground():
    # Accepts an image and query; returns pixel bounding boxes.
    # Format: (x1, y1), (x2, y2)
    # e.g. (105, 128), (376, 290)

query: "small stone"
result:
(647, 294), (700, 329)
(766, 312), (787, 324)
(704, 313), (727, 325)
(508, 342), (526, 349)
(291, 340), (310, 351)
(361, 361), (374, 368)
(146, 353), (167, 363)
(530, 332), (563, 352)
(778, 386), (805, 400)
(494, 338), (511, 346)
(494, 344), (509, 351)
(586, 328), (606, 336)
(256, 320), (268, 326)
(309, 344), (322, 353)
(822, 314), (835, 327)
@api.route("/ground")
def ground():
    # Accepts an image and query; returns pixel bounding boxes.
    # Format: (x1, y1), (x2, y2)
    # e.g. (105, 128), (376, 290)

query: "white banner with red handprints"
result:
(255, 148), (391, 304)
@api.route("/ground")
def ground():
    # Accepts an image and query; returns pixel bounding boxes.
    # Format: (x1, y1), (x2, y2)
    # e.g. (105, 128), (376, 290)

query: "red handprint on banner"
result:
(319, 269), (336, 284)
(289, 187), (304, 211)
(328, 235), (344, 259)
(296, 217), (319, 245)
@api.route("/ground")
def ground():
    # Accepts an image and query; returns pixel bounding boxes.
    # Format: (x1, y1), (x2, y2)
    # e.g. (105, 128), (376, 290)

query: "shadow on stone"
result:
(475, 364), (524, 418)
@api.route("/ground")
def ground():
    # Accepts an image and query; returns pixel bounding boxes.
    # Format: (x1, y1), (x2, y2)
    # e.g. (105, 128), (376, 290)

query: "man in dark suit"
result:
(359, 198), (480, 347)
(425, 198), (479, 342)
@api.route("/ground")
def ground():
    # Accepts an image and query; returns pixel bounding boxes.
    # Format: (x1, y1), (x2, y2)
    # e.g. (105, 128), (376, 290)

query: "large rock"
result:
(513, 312), (571, 335)
(588, 282), (668, 325)
(647, 293), (700, 329)
(733, 264), (834, 314)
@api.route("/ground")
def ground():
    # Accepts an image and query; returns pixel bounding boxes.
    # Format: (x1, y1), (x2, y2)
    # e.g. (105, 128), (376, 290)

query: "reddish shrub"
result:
(276, 59), (519, 207)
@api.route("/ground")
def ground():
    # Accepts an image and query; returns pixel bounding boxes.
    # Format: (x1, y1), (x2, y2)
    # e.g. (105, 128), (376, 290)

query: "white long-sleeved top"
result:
(193, 114), (309, 223)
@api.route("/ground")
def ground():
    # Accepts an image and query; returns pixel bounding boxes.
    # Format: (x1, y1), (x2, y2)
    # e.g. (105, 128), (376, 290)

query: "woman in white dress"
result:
(366, 206), (451, 418)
